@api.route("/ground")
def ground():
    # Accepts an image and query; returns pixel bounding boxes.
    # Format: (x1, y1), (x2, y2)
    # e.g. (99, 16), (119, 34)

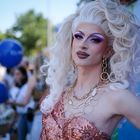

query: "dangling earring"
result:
(100, 57), (109, 82)
(72, 60), (77, 74)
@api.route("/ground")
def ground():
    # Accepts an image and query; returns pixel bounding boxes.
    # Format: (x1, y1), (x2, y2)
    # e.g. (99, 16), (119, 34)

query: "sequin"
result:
(40, 95), (111, 140)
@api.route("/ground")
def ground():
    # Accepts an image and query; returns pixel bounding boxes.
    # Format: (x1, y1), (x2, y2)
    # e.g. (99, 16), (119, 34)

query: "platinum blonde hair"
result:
(41, 0), (140, 114)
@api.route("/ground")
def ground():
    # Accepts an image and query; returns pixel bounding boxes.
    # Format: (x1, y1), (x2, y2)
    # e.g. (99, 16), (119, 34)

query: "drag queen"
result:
(40, 0), (140, 139)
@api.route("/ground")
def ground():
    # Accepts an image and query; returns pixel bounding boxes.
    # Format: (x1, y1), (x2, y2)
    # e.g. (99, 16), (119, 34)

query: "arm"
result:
(7, 75), (36, 107)
(21, 75), (37, 106)
(7, 100), (26, 107)
(114, 90), (140, 129)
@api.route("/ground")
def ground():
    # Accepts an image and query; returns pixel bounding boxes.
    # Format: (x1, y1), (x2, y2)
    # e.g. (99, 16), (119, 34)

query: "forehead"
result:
(74, 22), (106, 36)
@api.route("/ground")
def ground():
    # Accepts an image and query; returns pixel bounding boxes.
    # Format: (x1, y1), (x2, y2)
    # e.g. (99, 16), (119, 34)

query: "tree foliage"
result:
(0, 10), (48, 56)
(12, 10), (48, 55)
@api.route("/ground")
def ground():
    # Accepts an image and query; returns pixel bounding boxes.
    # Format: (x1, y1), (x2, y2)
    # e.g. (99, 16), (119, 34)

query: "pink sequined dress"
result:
(40, 95), (111, 140)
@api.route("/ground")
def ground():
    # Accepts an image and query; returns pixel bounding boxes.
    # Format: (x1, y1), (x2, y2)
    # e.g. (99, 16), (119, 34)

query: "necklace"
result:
(64, 79), (109, 118)
(66, 79), (101, 105)
(73, 84), (98, 101)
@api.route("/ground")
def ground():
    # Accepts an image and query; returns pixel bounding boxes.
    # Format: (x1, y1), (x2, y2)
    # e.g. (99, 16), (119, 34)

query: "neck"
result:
(75, 64), (102, 91)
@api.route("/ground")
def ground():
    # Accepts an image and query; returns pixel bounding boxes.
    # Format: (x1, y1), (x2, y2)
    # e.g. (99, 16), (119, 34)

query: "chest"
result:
(41, 94), (113, 139)
(64, 91), (113, 126)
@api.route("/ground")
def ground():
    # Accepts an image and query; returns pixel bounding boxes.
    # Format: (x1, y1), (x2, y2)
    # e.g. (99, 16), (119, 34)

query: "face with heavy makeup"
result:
(72, 22), (109, 68)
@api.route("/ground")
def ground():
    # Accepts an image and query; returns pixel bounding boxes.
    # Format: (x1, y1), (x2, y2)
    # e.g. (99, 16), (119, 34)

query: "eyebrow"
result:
(75, 31), (85, 36)
(88, 33), (105, 39)
(75, 30), (105, 38)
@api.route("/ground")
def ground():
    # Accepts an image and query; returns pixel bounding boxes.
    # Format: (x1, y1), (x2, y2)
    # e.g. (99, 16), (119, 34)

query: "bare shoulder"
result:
(103, 83), (131, 101)
(105, 85), (140, 129)
(107, 86), (139, 115)
(109, 88), (132, 101)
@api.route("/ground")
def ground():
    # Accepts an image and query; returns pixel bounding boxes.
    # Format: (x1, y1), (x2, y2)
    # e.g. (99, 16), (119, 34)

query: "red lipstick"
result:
(77, 51), (90, 59)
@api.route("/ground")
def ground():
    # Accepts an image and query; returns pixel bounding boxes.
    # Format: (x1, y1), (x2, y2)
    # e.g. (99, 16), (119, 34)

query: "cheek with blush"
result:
(88, 43), (107, 64)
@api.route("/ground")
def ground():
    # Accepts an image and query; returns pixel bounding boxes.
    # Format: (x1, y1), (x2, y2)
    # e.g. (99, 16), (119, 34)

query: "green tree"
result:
(0, 32), (6, 40)
(0, 31), (17, 41)
(10, 10), (48, 55)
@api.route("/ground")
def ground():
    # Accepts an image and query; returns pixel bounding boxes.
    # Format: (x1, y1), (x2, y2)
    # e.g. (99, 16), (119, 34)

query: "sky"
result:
(0, 0), (79, 33)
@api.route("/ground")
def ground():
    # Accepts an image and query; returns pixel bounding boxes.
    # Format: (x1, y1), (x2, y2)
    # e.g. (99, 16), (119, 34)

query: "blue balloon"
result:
(0, 82), (9, 103)
(0, 39), (23, 68)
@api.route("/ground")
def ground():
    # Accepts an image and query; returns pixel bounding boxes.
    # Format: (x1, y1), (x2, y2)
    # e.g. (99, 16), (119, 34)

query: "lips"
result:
(76, 51), (90, 59)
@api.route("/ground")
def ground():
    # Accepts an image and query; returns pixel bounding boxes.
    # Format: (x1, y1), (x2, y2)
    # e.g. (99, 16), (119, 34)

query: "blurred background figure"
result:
(0, 47), (49, 140)
(28, 51), (49, 140)
(0, 81), (15, 140)
(19, 57), (32, 78)
(3, 68), (15, 90)
(19, 57), (29, 70)
(8, 66), (35, 140)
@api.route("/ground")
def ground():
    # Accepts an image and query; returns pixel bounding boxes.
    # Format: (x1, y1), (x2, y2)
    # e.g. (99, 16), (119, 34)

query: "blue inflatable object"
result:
(0, 82), (9, 103)
(0, 39), (23, 68)
(118, 119), (140, 140)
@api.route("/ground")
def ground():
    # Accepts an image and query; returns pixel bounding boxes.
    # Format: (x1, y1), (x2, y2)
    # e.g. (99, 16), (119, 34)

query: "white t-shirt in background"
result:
(13, 84), (35, 114)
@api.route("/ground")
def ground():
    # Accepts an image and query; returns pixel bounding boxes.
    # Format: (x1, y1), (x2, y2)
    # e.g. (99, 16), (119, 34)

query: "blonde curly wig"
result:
(40, 0), (140, 114)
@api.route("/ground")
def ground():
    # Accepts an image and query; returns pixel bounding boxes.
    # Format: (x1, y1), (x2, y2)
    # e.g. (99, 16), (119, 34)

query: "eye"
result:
(90, 37), (103, 44)
(73, 33), (83, 40)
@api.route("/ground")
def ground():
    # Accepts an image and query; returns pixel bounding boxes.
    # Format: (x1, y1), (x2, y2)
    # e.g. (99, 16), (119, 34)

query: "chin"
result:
(75, 60), (92, 67)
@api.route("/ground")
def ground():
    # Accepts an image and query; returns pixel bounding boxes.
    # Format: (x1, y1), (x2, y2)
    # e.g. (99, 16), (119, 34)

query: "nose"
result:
(79, 40), (88, 50)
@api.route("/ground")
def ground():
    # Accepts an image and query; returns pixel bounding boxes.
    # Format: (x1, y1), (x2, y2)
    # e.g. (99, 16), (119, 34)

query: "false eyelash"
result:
(73, 34), (83, 40)
(90, 38), (103, 43)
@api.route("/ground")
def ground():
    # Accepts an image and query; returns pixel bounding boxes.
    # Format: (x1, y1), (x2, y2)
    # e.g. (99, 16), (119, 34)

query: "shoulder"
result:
(19, 84), (28, 95)
(109, 88), (132, 103)
(105, 81), (131, 101)
(21, 84), (28, 91)
(108, 86), (138, 115)
(102, 81), (132, 110)
(100, 81), (131, 100)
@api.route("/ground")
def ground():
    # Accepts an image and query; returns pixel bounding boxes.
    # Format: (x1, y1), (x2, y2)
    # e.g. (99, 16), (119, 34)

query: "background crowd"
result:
(0, 52), (48, 140)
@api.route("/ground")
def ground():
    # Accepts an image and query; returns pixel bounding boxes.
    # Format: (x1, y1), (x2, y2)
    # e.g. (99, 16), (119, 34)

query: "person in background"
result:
(30, 81), (48, 140)
(19, 57), (32, 78)
(8, 66), (35, 140)
(3, 68), (15, 90)
(28, 53), (47, 140)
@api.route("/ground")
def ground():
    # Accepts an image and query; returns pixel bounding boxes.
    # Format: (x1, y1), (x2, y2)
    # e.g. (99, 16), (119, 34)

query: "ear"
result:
(103, 47), (114, 58)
